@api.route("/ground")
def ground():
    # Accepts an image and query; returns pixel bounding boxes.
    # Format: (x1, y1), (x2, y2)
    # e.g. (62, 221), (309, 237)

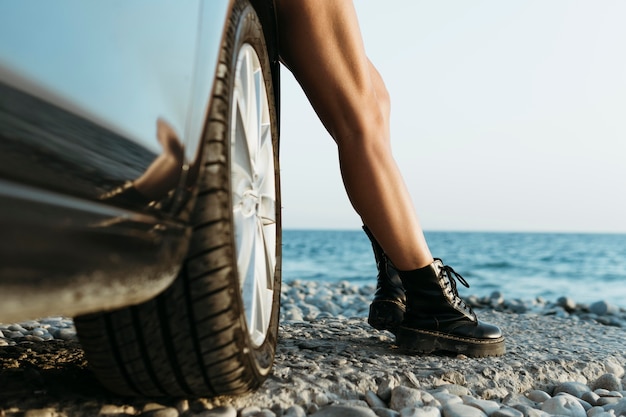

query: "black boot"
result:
(396, 259), (505, 357)
(363, 226), (405, 332)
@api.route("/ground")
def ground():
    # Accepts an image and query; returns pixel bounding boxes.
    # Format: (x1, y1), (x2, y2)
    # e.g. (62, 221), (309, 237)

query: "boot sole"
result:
(395, 326), (506, 357)
(368, 300), (405, 332)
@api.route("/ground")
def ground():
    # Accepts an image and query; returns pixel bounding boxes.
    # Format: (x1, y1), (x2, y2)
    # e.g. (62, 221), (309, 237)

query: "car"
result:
(0, 0), (282, 397)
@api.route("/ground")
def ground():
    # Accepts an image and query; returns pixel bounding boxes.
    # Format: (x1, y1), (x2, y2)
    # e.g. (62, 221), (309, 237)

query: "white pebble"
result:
(442, 403), (487, 417)
(462, 397), (500, 415)
(390, 386), (423, 411)
(196, 405), (237, 417)
(541, 395), (586, 417)
(526, 390), (551, 403)
(431, 392), (462, 408)
(365, 390), (387, 409)
(283, 405), (306, 417)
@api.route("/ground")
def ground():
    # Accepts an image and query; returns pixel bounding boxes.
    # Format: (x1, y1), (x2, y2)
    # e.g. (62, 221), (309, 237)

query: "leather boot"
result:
(363, 226), (405, 332)
(396, 259), (505, 357)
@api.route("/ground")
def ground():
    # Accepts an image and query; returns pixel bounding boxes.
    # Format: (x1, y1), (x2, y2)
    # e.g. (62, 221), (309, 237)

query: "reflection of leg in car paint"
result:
(134, 119), (184, 201)
(100, 118), (184, 209)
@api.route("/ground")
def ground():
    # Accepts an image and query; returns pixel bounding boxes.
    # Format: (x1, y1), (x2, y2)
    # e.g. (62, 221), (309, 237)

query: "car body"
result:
(0, 0), (282, 396)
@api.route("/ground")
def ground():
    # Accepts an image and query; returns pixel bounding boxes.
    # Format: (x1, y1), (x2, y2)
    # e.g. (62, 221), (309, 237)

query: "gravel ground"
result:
(0, 281), (625, 417)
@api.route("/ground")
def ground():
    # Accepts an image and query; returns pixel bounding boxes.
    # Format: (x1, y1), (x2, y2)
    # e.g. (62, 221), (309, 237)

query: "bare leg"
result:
(276, 0), (432, 270)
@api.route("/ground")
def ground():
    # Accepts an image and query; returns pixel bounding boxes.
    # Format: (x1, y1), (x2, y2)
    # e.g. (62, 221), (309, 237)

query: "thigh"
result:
(275, 0), (384, 142)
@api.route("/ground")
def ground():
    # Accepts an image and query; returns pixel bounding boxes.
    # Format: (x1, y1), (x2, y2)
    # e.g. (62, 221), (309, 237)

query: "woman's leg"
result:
(276, 0), (505, 357)
(275, 0), (432, 271)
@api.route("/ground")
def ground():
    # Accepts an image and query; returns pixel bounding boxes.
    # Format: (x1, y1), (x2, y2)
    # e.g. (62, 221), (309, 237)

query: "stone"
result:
(589, 301), (618, 316)
(592, 374), (623, 392)
(513, 404), (552, 417)
(541, 395), (586, 417)
(194, 406), (237, 417)
(442, 403), (487, 417)
(311, 405), (378, 417)
(366, 390), (388, 409)
(502, 393), (536, 408)
(378, 378), (400, 402)
(491, 407), (524, 417)
(400, 407), (441, 417)
(239, 406), (262, 417)
(431, 392), (462, 408)
(597, 397), (620, 406)
(586, 406), (608, 417)
(581, 391), (601, 406)
(99, 405), (137, 415)
(371, 408), (400, 417)
(605, 398), (626, 416)
(313, 392), (331, 407)
(142, 407), (179, 417)
(605, 358), (625, 378)
(553, 381), (591, 398)
(555, 392), (592, 410)
(390, 386), (423, 410)
(526, 390), (551, 403)
(437, 384), (470, 396)
(462, 397), (500, 415)
(23, 409), (54, 417)
(420, 392), (437, 406)
(57, 328), (77, 340)
(283, 405), (306, 417)
(557, 296), (577, 311)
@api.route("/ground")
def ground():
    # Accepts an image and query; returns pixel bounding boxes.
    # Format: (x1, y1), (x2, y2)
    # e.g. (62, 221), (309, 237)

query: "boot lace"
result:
(438, 261), (476, 318)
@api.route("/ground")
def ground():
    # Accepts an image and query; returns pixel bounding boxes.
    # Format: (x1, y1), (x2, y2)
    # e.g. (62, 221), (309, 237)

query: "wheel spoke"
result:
(233, 95), (253, 177)
(253, 220), (269, 336)
(231, 43), (277, 348)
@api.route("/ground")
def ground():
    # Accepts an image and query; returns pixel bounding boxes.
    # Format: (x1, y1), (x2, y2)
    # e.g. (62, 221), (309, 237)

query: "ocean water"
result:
(282, 229), (626, 308)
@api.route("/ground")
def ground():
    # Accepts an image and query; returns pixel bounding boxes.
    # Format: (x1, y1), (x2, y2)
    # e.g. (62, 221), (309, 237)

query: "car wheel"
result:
(74, 0), (281, 397)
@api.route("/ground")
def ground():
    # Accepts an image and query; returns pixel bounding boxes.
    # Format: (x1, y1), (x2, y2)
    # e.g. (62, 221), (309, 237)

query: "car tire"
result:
(74, 0), (281, 397)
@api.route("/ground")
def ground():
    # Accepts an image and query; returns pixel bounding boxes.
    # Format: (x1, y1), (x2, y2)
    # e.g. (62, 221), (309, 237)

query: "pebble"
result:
(526, 390), (551, 403)
(541, 396), (586, 417)
(442, 403), (487, 417)
(390, 387), (423, 410)
(141, 407), (179, 417)
(283, 405), (307, 417)
(366, 391), (389, 409)
(195, 406), (237, 417)
(553, 382), (590, 398)
(593, 374), (623, 392)
(401, 406), (439, 417)
(311, 405), (377, 416)
(1, 280), (626, 417)
(462, 397), (501, 415)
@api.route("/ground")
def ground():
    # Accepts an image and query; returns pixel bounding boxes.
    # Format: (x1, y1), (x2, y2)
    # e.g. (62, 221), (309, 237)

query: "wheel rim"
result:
(230, 43), (276, 347)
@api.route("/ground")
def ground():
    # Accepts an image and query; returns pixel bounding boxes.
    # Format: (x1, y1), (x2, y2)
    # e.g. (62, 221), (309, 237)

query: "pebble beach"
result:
(1, 280), (625, 417)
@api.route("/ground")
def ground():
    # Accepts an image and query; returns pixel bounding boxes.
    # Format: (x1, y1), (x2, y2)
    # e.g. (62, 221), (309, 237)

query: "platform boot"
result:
(396, 259), (505, 357)
(363, 226), (405, 332)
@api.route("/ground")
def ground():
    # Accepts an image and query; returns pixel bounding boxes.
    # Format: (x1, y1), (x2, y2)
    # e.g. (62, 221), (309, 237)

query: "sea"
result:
(282, 230), (626, 309)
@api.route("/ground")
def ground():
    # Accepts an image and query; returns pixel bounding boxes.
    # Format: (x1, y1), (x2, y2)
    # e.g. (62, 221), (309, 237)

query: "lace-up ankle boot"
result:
(396, 259), (505, 357)
(363, 226), (405, 332)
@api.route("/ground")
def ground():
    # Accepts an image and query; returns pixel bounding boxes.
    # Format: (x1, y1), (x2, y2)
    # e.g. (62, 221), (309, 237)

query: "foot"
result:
(397, 259), (505, 357)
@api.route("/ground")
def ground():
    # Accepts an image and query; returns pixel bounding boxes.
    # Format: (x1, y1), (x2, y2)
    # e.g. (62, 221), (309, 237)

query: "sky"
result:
(278, 1), (626, 233)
